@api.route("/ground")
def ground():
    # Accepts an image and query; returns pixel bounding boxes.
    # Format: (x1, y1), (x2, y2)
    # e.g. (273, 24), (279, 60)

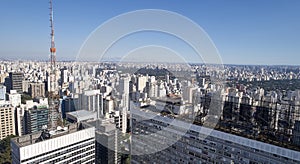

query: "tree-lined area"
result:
(239, 79), (300, 91)
(0, 135), (15, 164)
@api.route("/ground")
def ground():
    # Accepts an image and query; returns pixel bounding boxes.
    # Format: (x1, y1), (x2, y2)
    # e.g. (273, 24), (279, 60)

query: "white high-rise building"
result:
(119, 76), (130, 95)
(11, 124), (95, 164)
(119, 77), (130, 110)
(8, 90), (21, 107)
(137, 76), (147, 92)
(121, 108), (127, 133)
(80, 90), (106, 118)
(157, 83), (166, 98)
(0, 104), (15, 140)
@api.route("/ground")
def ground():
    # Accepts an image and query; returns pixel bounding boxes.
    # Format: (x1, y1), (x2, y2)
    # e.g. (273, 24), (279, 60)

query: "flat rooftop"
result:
(66, 110), (97, 122)
(11, 123), (80, 147)
(131, 103), (300, 161)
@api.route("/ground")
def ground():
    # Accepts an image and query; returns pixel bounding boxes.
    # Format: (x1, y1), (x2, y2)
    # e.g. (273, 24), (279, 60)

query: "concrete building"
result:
(5, 72), (23, 93)
(0, 104), (15, 140)
(15, 99), (49, 136)
(80, 90), (103, 117)
(66, 110), (97, 123)
(28, 82), (45, 98)
(82, 118), (121, 164)
(0, 85), (6, 100)
(61, 97), (79, 119)
(136, 76), (147, 92)
(22, 80), (30, 93)
(24, 106), (49, 134)
(15, 107), (25, 136)
(131, 105), (300, 164)
(293, 120), (300, 146)
(60, 67), (68, 86)
(114, 108), (128, 134)
(11, 124), (95, 164)
(8, 90), (21, 107)
(118, 76), (130, 110)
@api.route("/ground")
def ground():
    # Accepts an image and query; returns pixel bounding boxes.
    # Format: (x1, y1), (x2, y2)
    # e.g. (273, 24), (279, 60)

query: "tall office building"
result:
(24, 106), (49, 134)
(114, 108), (128, 134)
(136, 76), (147, 92)
(11, 123), (95, 163)
(0, 104), (15, 140)
(80, 90), (104, 117)
(60, 67), (68, 86)
(82, 118), (121, 164)
(15, 107), (25, 136)
(8, 90), (21, 107)
(22, 80), (30, 93)
(0, 85), (6, 100)
(118, 76), (130, 110)
(119, 76), (130, 94)
(293, 120), (300, 146)
(61, 97), (78, 119)
(28, 82), (45, 98)
(4, 72), (23, 93)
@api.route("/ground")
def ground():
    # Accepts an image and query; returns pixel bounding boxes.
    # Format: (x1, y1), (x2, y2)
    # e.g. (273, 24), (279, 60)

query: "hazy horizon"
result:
(1, 1), (300, 65)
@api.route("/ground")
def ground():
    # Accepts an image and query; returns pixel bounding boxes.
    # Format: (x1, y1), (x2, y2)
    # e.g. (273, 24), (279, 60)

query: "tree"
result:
(0, 135), (16, 164)
(21, 93), (33, 104)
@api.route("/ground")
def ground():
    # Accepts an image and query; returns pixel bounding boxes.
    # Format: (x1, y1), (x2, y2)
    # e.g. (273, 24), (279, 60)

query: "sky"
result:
(0, 0), (300, 65)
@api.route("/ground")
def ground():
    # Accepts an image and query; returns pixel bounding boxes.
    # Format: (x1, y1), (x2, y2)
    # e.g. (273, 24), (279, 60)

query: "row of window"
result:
(21, 137), (94, 163)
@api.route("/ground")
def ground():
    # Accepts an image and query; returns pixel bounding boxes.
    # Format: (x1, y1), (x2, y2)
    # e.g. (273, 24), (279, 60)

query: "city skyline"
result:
(1, 1), (300, 163)
(0, 0), (300, 65)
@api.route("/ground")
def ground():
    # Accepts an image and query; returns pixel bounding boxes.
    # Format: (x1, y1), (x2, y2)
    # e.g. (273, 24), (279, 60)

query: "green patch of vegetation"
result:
(0, 135), (16, 164)
(239, 79), (300, 91)
(21, 93), (32, 104)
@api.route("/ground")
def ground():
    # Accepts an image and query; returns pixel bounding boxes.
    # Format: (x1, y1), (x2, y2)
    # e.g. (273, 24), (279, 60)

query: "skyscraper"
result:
(136, 76), (147, 92)
(0, 103), (15, 140)
(8, 90), (21, 107)
(0, 85), (6, 100)
(5, 72), (23, 93)
(60, 67), (68, 86)
(24, 106), (49, 134)
(28, 82), (45, 98)
(82, 118), (121, 164)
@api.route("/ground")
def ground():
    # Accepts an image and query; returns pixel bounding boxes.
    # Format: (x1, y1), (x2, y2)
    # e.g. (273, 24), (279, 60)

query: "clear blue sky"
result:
(0, 0), (300, 65)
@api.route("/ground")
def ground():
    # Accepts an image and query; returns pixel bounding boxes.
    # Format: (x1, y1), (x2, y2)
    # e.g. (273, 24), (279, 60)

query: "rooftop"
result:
(11, 123), (80, 147)
(131, 105), (300, 162)
(66, 110), (97, 122)
(82, 118), (116, 134)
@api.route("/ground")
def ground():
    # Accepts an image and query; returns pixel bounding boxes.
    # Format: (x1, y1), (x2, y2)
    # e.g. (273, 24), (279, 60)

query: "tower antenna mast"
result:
(49, 0), (56, 68)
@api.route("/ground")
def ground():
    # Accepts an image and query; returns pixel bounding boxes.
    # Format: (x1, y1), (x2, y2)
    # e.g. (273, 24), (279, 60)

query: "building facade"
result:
(0, 104), (15, 140)
(29, 82), (45, 98)
(5, 72), (23, 93)
(131, 106), (300, 164)
(0, 85), (6, 100)
(24, 107), (49, 134)
(11, 124), (95, 164)
(82, 118), (121, 164)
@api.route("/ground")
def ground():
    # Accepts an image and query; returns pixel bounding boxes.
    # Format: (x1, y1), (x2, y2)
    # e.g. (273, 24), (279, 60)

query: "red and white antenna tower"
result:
(49, 0), (56, 68)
